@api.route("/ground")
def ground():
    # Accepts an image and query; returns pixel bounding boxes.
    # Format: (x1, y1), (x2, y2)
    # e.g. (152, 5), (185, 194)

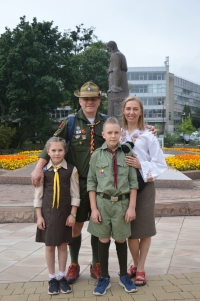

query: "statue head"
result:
(106, 41), (119, 53)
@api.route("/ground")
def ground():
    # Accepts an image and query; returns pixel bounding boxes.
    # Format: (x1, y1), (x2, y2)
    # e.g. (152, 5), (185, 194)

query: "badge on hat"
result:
(87, 86), (91, 91)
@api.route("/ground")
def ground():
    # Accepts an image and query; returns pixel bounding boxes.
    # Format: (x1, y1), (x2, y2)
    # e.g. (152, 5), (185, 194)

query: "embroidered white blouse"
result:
(120, 128), (167, 182)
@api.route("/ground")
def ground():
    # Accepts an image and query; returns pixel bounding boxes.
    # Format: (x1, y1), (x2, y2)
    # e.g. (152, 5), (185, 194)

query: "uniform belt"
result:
(97, 192), (129, 202)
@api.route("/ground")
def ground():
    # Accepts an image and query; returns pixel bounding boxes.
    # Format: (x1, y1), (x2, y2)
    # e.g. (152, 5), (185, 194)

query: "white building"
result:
(128, 58), (200, 132)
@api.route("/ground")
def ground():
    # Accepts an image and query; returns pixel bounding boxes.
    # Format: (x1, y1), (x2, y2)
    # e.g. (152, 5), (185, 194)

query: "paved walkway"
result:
(0, 217), (200, 300)
(0, 164), (200, 300)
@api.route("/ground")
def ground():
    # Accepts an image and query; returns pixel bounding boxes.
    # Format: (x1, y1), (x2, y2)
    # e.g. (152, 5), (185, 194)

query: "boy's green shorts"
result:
(87, 196), (131, 241)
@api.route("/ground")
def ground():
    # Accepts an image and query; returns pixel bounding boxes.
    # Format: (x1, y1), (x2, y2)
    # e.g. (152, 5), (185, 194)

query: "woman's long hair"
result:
(122, 96), (146, 130)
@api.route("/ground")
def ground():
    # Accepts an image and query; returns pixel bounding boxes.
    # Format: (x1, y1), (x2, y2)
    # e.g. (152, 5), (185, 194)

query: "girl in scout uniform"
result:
(34, 137), (80, 295)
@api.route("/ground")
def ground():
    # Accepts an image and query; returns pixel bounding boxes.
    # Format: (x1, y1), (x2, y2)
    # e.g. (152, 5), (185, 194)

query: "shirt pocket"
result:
(117, 162), (129, 176)
(96, 161), (109, 179)
(71, 136), (88, 152)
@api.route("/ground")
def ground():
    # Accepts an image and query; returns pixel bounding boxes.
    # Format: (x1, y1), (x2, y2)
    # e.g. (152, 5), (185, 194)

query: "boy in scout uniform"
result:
(87, 117), (138, 296)
(31, 82), (106, 283)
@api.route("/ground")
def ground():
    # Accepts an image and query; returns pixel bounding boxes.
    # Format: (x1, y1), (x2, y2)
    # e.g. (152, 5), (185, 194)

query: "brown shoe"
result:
(66, 264), (80, 284)
(90, 263), (101, 279)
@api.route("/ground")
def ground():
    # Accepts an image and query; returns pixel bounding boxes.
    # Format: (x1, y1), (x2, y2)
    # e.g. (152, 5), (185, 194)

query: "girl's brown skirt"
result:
(129, 182), (156, 239)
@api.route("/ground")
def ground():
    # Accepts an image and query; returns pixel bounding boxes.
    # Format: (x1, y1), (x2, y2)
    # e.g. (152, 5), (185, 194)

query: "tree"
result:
(0, 18), (110, 147)
(183, 104), (191, 116)
(0, 124), (16, 148)
(176, 117), (196, 144)
(68, 24), (97, 55)
(0, 16), (75, 148)
(191, 108), (200, 129)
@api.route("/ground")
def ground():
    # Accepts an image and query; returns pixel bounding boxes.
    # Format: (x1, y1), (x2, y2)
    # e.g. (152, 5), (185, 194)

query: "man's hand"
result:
(31, 168), (44, 187)
(91, 208), (102, 224)
(31, 158), (47, 187)
(147, 125), (157, 136)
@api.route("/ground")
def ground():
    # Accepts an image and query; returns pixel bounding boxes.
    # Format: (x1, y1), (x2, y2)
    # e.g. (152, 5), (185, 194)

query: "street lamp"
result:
(162, 104), (165, 133)
(181, 112), (187, 145)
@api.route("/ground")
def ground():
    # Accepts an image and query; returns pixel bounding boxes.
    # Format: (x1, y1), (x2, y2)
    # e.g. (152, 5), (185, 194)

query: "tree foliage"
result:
(0, 16), (75, 147)
(0, 18), (109, 147)
(0, 124), (16, 148)
(176, 117), (196, 135)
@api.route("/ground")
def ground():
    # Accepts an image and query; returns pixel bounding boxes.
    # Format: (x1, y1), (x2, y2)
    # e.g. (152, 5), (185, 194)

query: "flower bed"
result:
(163, 147), (200, 153)
(0, 150), (41, 170)
(165, 154), (200, 171)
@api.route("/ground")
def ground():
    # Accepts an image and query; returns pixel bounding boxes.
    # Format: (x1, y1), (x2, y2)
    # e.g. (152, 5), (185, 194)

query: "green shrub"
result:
(0, 124), (16, 148)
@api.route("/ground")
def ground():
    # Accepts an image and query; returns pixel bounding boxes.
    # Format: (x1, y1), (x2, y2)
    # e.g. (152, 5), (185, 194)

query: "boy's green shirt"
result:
(87, 142), (138, 195)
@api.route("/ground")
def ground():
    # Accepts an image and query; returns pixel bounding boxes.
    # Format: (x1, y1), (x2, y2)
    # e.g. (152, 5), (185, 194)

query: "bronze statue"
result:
(107, 41), (129, 122)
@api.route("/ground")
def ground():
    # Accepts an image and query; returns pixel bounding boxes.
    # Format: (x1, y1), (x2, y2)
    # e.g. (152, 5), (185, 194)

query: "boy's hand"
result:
(66, 215), (76, 227)
(91, 208), (102, 224)
(37, 216), (45, 230)
(125, 208), (136, 223)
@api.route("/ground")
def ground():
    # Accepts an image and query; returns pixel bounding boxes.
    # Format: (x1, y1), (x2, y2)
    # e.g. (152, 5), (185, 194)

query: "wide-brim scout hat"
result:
(74, 82), (102, 98)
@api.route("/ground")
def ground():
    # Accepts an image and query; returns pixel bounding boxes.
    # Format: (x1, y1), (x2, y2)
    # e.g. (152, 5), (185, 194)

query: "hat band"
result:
(79, 91), (99, 97)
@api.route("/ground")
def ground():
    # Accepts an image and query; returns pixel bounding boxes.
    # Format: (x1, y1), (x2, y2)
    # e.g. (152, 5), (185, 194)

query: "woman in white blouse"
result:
(120, 96), (167, 286)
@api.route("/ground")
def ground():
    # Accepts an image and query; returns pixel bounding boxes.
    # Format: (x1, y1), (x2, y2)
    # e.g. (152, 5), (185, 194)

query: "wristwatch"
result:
(71, 213), (76, 218)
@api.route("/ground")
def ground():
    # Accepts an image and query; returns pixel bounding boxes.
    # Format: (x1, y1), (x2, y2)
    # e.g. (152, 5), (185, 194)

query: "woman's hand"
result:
(37, 216), (45, 230)
(125, 155), (141, 169)
(66, 215), (76, 227)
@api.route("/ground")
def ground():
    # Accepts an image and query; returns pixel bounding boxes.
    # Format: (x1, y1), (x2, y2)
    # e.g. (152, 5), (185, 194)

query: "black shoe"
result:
(48, 278), (59, 295)
(59, 277), (72, 294)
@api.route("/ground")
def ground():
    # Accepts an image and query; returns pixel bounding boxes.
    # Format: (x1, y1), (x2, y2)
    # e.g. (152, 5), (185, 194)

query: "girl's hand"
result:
(125, 155), (141, 169)
(37, 216), (45, 230)
(91, 208), (102, 224)
(66, 215), (76, 227)
(125, 208), (136, 223)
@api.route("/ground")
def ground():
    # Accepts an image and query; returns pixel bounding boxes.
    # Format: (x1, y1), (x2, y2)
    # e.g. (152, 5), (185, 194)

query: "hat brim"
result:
(74, 90), (103, 98)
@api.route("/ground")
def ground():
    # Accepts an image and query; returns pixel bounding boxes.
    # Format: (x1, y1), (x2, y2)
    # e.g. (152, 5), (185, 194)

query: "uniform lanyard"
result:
(106, 148), (118, 188)
(87, 121), (100, 155)
(52, 166), (62, 208)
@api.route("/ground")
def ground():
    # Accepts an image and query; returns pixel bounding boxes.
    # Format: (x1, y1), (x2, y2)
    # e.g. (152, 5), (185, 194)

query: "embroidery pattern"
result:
(146, 170), (153, 182)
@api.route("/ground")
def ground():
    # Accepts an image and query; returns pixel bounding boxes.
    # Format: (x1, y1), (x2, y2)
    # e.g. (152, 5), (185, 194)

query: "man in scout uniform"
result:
(31, 82), (106, 283)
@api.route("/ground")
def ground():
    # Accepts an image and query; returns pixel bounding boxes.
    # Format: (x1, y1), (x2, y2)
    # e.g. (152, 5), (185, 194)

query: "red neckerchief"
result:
(106, 148), (118, 188)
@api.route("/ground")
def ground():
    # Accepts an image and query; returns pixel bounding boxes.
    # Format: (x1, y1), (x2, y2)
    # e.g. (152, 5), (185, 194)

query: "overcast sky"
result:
(0, 0), (200, 84)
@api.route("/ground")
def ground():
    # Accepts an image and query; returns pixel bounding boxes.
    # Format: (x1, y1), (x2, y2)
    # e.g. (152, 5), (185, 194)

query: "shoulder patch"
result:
(59, 121), (65, 129)
(53, 119), (67, 136)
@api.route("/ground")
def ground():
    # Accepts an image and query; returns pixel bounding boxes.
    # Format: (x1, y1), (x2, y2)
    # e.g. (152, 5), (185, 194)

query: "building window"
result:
(128, 72), (166, 81)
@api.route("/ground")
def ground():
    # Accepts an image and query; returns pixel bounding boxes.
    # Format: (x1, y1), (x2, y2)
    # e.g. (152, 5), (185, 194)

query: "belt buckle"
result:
(111, 196), (118, 202)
